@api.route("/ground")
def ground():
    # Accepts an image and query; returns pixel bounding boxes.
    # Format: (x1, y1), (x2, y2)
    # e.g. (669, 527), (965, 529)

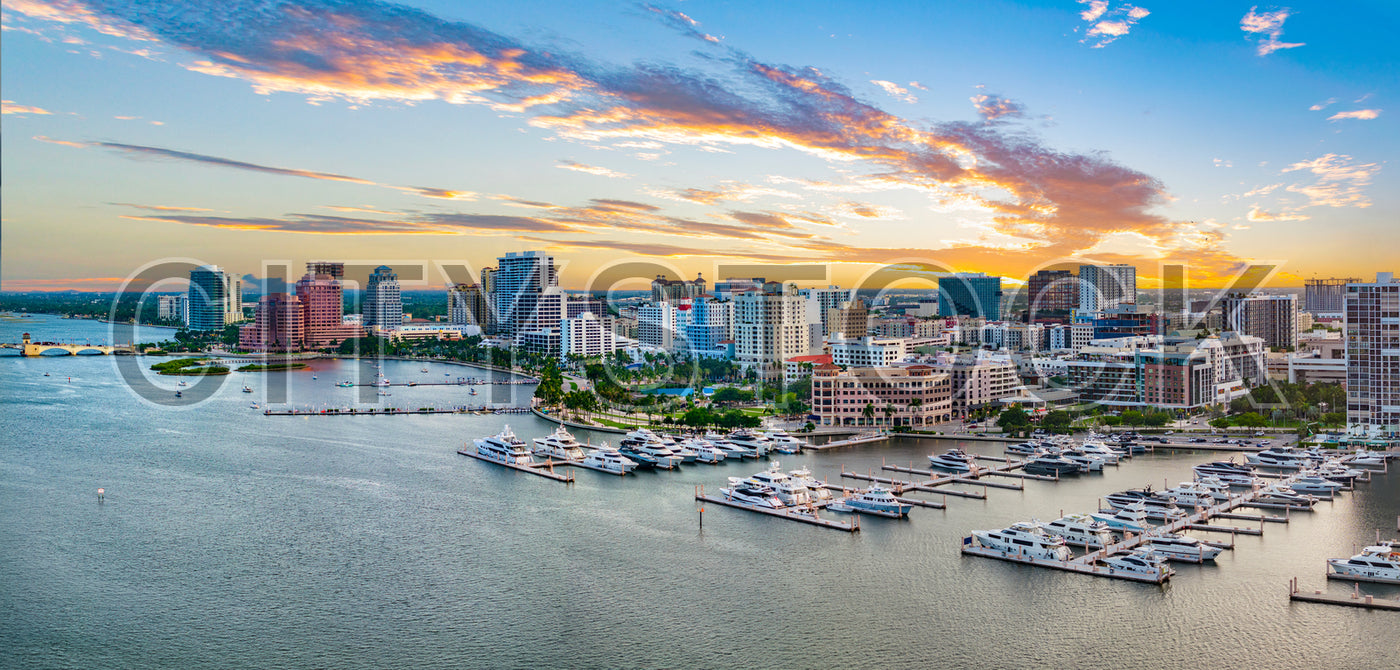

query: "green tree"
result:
(861, 402), (876, 425)
(1120, 410), (1144, 426)
(1042, 410), (1072, 432)
(534, 358), (565, 405)
(998, 406), (1031, 432)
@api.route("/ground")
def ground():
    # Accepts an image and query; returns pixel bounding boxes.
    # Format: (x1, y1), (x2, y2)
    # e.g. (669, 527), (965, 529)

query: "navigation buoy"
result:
(97, 488), (105, 502)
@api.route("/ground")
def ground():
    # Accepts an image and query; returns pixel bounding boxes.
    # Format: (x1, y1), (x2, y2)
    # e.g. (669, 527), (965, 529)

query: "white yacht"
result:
(1100, 549), (1174, 579)
(1006, 442), (1040, 456)
(1090, 502), (1155, 532)
(665, 440), (700, 463)
(725, 429), (772, 457)
(1077, 440), (1123, 463)
(1024, 453), (1083, 475)
(705, 432), (757, 459)
(1061, 449), (1106, 472)
(719, 481), (786, 508)
(787, 467), (832, 502)
(1143, 533), (1224, 561)
(1104, 488), (1185, 520)
(532, 425), (587, 461)
(1041, 514), (1115, 548)
(763, 429), (808, 454)
(1192, 461), (1257, 486)
(580, 442), (638, 474)
(1190, 477), (1235, 501)
(835, 484), (912, 517)
(1342, 450), (1387, 468)
(928, 448), (978, 474)
(474, 425), (535, 466)
(1254, 485), (1314, 506)
(970, 522), (1073, 561)
(1326, 541), (1400, 584)
(683, 438), (728, 464)
(1245, 449), (1309, 469)
(732, 462), (812, 506)
(1289, 475), (1344, 497)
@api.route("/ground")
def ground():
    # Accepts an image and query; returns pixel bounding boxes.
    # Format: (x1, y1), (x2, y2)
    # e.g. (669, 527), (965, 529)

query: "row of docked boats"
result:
(474, 424), (815, 476)
(1192, 454), (1373, 499)
(716, 461), (915, 517)
(967, 522), (1179, 578)
(1004, 433), (1139, 476)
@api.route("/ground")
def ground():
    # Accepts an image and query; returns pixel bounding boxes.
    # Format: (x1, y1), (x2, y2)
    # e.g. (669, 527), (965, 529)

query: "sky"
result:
(1, 0), (1396, 292)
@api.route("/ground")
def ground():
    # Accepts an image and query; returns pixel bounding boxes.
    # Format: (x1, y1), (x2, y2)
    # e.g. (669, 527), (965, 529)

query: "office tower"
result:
(363, 265), (403, 331)
(1346, 273), (1400, 441)
(491, 252), (556, 335)
(306, 261), (345, 279)
(637, 303), (678, 350)
(295, 271), (362, 348)
(1026, 269), (1076, 321)
(447, 282), (487, 326)
(1305, 277), (1359, 315)
(1221, 294), (1298, 350)
(479, 266), (497, 333)
(798, 286), (850, 336)
(561, 312), (617, 358)
(1078, 264), (1137, 312)
(682, 298), (734, 353)
(238, 293), (304, 352)
(734, 284), (810, 382)
(187, 265), (229, 331)
(650, 273), (706, 303)
(938, 273), (1003, 321)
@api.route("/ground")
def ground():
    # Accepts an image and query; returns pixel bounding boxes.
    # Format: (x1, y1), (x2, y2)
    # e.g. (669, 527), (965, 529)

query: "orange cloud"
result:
(1327, 109), (1381, 122)
(2, 100), (54, 115)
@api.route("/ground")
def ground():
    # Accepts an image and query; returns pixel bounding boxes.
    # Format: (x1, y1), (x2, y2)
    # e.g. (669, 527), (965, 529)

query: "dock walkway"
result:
(695, 486), (858, 532)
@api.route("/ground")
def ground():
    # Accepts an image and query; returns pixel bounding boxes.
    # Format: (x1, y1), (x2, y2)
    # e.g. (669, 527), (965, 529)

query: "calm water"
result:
(2, 315), (1397, 669)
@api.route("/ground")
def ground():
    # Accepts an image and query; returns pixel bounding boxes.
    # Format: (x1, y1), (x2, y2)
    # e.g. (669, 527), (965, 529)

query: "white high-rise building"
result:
(158, 294), (187, 322)
(798, 286), (850, 336)
(363, 265), (403, 331)
(681, 299), (733, 354)
(224, 275), (244, 324)
(638, 303), (678, 351)
(1346, 272), (1400, 442)
(492, 251), (557, 335)
(1078, 264), (1137, 312)
(735, 284), (810, 382)
(561, 312), (617, 358)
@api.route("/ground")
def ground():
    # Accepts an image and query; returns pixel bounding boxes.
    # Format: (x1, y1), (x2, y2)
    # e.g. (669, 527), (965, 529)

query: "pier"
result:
(265, 405), (529, 416)
(695, 485), (859, 532)
(807, 432), (891, 450)
(1290, 579), (1400, 611)
(456, 447), (575, 483)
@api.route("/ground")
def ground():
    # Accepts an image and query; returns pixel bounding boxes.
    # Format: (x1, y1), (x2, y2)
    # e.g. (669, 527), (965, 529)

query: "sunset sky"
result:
(2, 0), (1395, 292)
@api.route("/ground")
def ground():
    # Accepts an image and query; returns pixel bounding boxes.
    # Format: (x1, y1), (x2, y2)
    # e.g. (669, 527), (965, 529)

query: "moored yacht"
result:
(835, 484), (912, 517)
(725, 429), (772, 457)
(474, 425), (536, 466)
(1077, 441), (1123, 463)
(970, 522), (1073, 561)
(1326, 540), (1400, 584)
(928, 448), (978, 473)
(1090, 502), (1155, 532)
(580, 443), (638, 474)
(763, 429), (808, 454)
(1143, 533), (1223, 561)
(1042, 514), (1115, 548)
(1192, 460), (1257, 486)
(1254, 485), (1314, 506)
(1162, 482), (1219, 509)
(705, 432), (757, 459)
(1024, 453), (1083, 475)
(733, 462), (812, 506)
(1289, 475), (1343, 497)
(788, 467), (832, 502)
(684, 437), (728, 464)
(1006, 442), (1040, 456)
(1061, 449), (1106, 472)
(532, 424), (587, 460)
(1100, 549), (1174, 579)
(1245, 448), (1309, 469)
(719, 481), (785, 508)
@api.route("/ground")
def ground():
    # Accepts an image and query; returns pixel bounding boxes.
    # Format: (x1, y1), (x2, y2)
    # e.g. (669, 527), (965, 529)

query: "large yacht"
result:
(763, 429), (808, 454)
(1245, 448), (1309, 469)
(1254, 485), (1314, 506)
(618, 438), (684, 470)
(580, 443), (638, 474)
(928, 448), (978, 473)
(1104, 488), (1185, 519)
(704, 432), (757, 459)
(725, 429), (772, 457)
(1077, 441), (1123, 463)
(1143, 533), (1224, 561)
(474, 425), (536, 466)
(1041, 514), (1115, 548)
(683, 437), (728, 464)
(719, 481), (786, 508)
(732, 462), (812, 506)
(1326, 540), (1400, 584)
(1288, 475), (1344, 497)
(787, 467), (833, 502)
(1006, 442), (1040, 456)
(1100, 549), (1174, 579)
(532, 425), (587, 461)
(837, 484), (912, 517)
(1192, 460), (1257, 486)
(1061, 449), (1106, 472)
(1024, 453), (1083, 475)
(1090, 502), (1155, 532)
(970, 522), (1073, 561)
(1162, 482), (1220, 509)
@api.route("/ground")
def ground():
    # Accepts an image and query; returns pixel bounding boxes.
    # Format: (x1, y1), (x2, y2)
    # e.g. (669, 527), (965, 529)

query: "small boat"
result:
(242, 385), (253, 393)
(1289, 475), (1344, 497)
(719, 481), (786, 508)
(532, 424), (587, 460)
(473, 425), (535, 465)
(1090, 502), (1155, 532)
(928, 448), (978, 474)
(421, 367), (429, 373)
(377, 390), (391, 397)
(1326, 540), (1400, 584)
(175, 390), (182, 398)
(835, 484), (912, 517)
(469, 388), (478, 396)
(1041, 514), (1115, 548)
(406, 381), (417, 387)
(337, 381), (354, 387)
(1143, 533), (1224, 561)
(178, 380), (188, 387)
(44, 372), (50, 377)
(969, 522), (1072, 560)
(311, 375), (317, 380)
(580, 443), (638, 474)
(1100, 549), (1175, 579)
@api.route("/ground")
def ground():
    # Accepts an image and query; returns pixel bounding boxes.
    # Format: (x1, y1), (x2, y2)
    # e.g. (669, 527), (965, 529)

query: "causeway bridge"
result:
(0, 333), (134, 357)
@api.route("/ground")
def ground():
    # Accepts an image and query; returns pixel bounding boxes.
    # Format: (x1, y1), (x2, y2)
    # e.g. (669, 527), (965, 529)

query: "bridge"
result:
(0, 333), (134, 357)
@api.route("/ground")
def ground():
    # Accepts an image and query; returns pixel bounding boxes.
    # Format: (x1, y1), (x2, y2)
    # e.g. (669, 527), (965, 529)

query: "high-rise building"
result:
(712, 277), (765, 299)
(1221, 294), (1298, 350)
(1305, 277), (1359, 315)
(1092, 305), (1160, 340)
(651, 273), (706, 303)
(1078, 264), (1137, 312)
(447, 282), (487, 327)
(561, 312), (617, 358)
(187, 265), (230, 331)
(479, 266), (497, 333)
(637, 303), (678, 351)
(1346, 272), (1400, 442)
(295, 272), (362, 348)
(682, 298), (734, 354)
(238, 293), (304, 352)
(1026, 269), (1077, 321)
(306, 261), (345, 279)
(938, 273), (1003, 320)
(224, 274), (244, 324)
(798, 287), (850, 336)
(363, 266), (403, 331)
(734, 284), (810, 382)
(491, 252), (556, 335)
(157, 294), (187, 322)
(810, 364), (953, 427)
(826, 299), (870, 339)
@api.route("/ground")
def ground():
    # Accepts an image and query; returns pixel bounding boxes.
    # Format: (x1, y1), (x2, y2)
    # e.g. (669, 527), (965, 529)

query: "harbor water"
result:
(1, 315), (1397, 669)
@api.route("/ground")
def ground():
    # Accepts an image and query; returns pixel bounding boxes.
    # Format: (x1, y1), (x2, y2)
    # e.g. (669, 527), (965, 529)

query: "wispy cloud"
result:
(556, 160), (630, 179)
(1327, 109), (1381, 122)
(1308, 97), (1336, 111)
(971, 94), (1025, 121)
(2, 100), (54, 115)
(1213, 158), (1232, 168)
(645, 181), (799, 205)
(1282, 153), (1379, 209)
(1241, 7), (1304, 56)
(1076, 1), (1150, 48)
(1246, 206), (1308, 222)
(871, 80), (917, 104)
(110, 202), (214, 212)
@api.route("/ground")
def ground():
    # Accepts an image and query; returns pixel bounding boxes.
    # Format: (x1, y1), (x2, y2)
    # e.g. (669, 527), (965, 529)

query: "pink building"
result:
(239, 293), (304, 353)
(295, 273), (363, 349)
(810, 364), (953, 428)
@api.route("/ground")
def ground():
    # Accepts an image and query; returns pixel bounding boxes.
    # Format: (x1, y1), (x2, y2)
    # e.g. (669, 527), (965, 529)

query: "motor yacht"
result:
(1061, 449), (1106, 472)
(1326, 540), (1400, 584)
(835, 484), (912, 517)
(1192, 461), (1257, 486)
(1289, 475), (1344, 497)
(1041, 514), (1115, 548)
(1006, 442), (1040, 456)
(1245, 448), (1310, 469)
(1143, 533), (1223, 561)
(1077, 441), (1123, 463)
(970, 522), (1073, 561)
(618, 439), (683, 470)
(1090, 502), (1155, 532)
(1189, 477), (1235, 501)
(1254, 485), (1314, 506)
(474, 425), (536, 466)
(1104, 490), (1186, 521)
(1100, 549), (1174, 579)
(787, 467), (832, 501)
(1024, 453), (1083, 475)
(704, 432), (757, 459)
(1341, 450), (1387, 468)
(1162, 483), (1218, 510)
(719, 481), (785, 508)
(532, 424), (587, 461)
(725, 429), (772, 457)
(1315, 465), (1363, 485)
(580, 442), (638, 474)
(928, 448), (978, 474)
(732, 462), (812, 506)
(763, 430), (808, 454)
(683, 437), (728, 464)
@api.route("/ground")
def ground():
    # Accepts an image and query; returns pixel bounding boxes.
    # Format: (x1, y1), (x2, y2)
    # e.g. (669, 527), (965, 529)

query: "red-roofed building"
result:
(784, 354), (833, 385)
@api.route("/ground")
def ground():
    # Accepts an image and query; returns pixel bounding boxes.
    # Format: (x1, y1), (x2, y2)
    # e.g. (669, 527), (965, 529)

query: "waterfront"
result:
(2, 318), (1398, 669)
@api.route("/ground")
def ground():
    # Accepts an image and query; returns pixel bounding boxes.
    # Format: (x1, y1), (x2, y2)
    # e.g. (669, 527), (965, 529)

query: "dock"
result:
(808, 432), (891, 450)
(961, 542), (1171, 584)
(456, 447), (575, 483)
(1290, 578), (1400, 611)
(696, 486), (858, 532)
(266, 405), (529, 416)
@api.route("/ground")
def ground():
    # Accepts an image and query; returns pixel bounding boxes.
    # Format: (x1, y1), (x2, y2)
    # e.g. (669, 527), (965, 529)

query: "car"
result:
(1254, 431), (1265, 437)
(1260, 440), (1272, 446)
(1189, 437), (1207, 443)
(1164, 431), (1174, 435)
(1213, 438), (1228, 444)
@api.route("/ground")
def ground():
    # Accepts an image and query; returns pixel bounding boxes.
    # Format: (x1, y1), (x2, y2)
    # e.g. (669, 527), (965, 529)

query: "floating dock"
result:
(1290, 578), (1400, 611)
(456, 447), (574, 483)
(695, 486), (858, 532)
(807, 432), (891, 450)
(961, 542), (1171, 584)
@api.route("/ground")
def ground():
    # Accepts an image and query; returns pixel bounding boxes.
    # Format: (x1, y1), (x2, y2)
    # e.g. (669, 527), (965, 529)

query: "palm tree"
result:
(882, 404), (895, 427)
(861, 402), (875, 426)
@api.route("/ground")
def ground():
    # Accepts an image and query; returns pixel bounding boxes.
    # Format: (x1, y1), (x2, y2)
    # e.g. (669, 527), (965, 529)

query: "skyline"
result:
(2, 1), (1396, 291)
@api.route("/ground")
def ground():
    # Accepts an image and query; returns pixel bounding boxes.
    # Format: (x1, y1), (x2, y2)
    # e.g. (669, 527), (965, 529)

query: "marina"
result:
(1290, 578), (1400, 611)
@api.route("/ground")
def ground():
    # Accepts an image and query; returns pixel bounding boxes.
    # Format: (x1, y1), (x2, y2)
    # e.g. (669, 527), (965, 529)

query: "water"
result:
(2, 316), (1397, 669)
